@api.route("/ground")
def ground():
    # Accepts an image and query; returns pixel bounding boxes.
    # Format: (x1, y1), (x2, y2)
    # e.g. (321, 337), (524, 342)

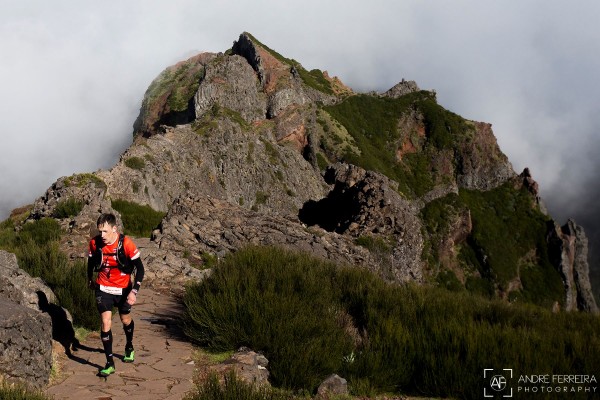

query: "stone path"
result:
(44, 289), (196, 400)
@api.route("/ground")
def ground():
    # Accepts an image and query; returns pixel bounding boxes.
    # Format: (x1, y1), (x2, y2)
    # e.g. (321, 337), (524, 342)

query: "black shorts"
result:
(95, 286), (133, 314)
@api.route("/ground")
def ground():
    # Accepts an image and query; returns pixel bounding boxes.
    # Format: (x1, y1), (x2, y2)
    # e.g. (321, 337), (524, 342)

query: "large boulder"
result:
(0, 298), (53, 388)
(0, 250), (55, 309)
(0, 250), (53, 387)
(201, 348), (270, 387)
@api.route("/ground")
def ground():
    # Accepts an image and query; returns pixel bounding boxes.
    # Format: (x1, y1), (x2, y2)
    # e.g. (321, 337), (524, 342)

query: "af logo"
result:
(484, 369), (513, 398)
(491, 375), (507, 390)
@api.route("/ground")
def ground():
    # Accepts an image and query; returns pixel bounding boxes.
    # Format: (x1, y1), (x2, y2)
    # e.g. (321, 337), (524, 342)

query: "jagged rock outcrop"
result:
(299, 163), (424, 282)
(0, 250), (56, 309)
(381, 78), (422, 98)
(547, 219), (598, 313)
(134, 237), (210, 296)
(153, 193), (372, 271)
(194, 54), (268, 122)
(520, 167), (548, 214)
(0, 251), (53, 387)
(231, 32), (340, 116)
(456, 122), (516, 190)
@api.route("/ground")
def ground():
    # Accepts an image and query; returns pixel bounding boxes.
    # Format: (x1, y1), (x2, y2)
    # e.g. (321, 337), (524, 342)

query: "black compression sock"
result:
(100, 330), (114, 364)
(123, 320), (135, 349)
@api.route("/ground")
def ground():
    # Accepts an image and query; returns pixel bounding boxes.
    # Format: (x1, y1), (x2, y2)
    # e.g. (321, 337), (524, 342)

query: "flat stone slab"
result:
(44, 288), (195, 400)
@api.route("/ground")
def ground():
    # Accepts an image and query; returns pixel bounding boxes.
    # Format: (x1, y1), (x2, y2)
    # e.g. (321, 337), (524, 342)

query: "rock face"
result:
(0, 298), (53, 388)
(456, 122), (515, 191)
(0, 250), (53, 387)
(381, 79), (422, 98)
(299, 163), (424, 282)
(548, 220), (599, 313)
(0, 250), (56, 310)
(153, 193), (373, 275)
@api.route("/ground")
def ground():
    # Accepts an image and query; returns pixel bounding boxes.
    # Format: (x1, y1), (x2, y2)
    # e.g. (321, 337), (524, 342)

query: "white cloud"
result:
(2, 0), (600, 229)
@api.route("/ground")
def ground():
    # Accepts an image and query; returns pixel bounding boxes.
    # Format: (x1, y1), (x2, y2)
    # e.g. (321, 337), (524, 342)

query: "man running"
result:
(87, 213), (145, 377)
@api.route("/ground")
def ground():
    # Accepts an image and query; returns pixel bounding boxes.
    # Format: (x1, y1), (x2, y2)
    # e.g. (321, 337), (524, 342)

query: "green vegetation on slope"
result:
(145, 58), (205, 112)
(323, 91), (472, 197)
(111, 199), (166, 238)
(420, 183), (564, 307)
(459, 183), (563, 306)
(183, 246), (599, 399)
(0, 381), (51, 400)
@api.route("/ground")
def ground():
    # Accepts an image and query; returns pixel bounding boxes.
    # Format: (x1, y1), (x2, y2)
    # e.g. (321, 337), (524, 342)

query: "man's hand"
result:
(126, 290), (137, 305)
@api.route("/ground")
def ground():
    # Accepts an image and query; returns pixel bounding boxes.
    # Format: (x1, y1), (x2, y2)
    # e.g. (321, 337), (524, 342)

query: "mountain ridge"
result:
(19, 32), (598, 312)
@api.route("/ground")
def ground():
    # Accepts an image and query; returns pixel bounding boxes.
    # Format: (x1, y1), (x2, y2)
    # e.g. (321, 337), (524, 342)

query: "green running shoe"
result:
(123, 348), (135, 363)
(99, 363), (115, 377)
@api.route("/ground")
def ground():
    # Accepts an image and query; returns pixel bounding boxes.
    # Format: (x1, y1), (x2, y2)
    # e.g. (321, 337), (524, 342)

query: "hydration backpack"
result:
(91, 233), (135, 274)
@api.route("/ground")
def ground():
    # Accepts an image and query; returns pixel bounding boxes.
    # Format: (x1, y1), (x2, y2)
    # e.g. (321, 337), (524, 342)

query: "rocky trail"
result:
(44, 289), (196, 400)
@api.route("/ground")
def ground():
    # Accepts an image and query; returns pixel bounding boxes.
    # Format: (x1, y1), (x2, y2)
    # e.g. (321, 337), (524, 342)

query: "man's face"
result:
(98, 223), (118, 244)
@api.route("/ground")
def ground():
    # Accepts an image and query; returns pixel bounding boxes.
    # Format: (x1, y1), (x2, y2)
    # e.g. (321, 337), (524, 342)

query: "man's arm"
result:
(131, 257), (144, 292)
(87, 239), (97, 288)
(87, 256), (95, 282)
(126, 257), (144, 305)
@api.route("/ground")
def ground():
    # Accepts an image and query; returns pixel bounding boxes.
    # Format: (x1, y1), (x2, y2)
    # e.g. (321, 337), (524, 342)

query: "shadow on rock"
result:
(36, 290), (103, 367)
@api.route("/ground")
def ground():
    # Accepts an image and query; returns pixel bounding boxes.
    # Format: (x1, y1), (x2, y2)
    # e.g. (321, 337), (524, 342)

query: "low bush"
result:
(124, 156), (145, 170)
(183, 246), (354, 390)
(185, 372), (294, 400)
(52, 198), (84, 219)
(183, 246), (600, 399)
(111, 199), (166, 237)
(0, 380), (50, 400)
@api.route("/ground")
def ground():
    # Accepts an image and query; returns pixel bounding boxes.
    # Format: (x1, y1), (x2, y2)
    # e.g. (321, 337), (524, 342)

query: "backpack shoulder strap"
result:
(116, 234), (134, 271)
(94, 235), (105, 250)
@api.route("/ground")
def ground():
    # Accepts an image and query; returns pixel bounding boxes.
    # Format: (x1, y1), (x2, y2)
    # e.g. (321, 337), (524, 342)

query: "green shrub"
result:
(255, 191), (269, 206)
(316, 152), (329, 170)
(0, 381), (51, 400)
(64, 173), (106, 190)
(111, 199), (166, 237)
(355, 235), (392, 254)
(19, 218), (61, 246)
(52, 198), (84, 219)
(182, 246), (600, 399)
(182, 246), (354, 390)
(0, 218), (17, 250)
(185, 372), (294, 400)
(52, 260), (98, 330)
(124, 156), (145, 170)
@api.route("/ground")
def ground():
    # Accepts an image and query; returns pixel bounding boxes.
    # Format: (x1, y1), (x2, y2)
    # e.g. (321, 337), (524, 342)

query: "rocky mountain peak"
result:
(19, 32), (598, 312)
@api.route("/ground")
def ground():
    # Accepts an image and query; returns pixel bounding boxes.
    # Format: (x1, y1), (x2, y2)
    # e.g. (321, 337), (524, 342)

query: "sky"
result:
(1, 1), (599, 279)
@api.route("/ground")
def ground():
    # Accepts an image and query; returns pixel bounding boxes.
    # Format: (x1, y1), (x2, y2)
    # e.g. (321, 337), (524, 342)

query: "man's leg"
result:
(100, 311), (115, 370)
(119, 300), (135, 362)
(96, 290), (116, 376)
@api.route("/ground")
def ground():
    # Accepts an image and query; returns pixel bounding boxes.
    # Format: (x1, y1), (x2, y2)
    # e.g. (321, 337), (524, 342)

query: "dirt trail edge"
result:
(45, 288), (196, 400)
